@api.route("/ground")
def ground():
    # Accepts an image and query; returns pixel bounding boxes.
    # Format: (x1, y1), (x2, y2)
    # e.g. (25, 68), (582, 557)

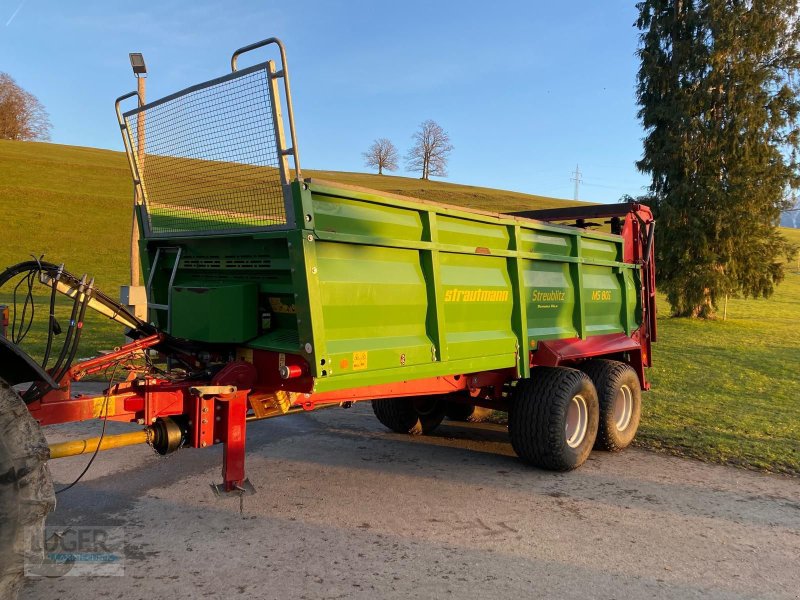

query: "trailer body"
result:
(141, 179), (653, 400)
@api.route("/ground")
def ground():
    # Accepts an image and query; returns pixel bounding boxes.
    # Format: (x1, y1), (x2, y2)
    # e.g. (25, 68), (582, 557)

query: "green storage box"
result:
(170, 282), (258, 343)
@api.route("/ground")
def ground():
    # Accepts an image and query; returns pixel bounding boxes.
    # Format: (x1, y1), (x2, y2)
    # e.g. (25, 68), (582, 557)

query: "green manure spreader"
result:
(0, 38), (655, 595)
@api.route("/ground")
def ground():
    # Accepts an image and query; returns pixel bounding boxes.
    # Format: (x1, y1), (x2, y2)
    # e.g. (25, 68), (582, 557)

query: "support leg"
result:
(211, 391), (255, 496)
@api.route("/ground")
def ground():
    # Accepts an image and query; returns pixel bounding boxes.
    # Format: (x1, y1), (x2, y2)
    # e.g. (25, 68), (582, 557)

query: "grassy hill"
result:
(0, 139), (578, 289)
(1, 139), (798, 475)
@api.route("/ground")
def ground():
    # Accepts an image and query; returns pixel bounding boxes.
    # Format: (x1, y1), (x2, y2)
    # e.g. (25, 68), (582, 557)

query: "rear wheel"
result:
(371, 396), (446, 435)
(509, 367), (599, 471)
(580, 359), (641, 451)
(0, 379), (55, 600)
(444, 402), (493, 423)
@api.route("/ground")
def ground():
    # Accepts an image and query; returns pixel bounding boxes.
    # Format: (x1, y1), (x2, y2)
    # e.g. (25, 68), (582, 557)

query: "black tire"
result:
(0, 379), (55, 600)
(580, 359), (642, 451)
(444, 402), (494, 423)
(371, 396), (446, 435)
(508, 367), (599, 471)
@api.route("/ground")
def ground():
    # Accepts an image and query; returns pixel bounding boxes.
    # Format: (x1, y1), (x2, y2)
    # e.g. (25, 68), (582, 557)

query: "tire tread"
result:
(0, 379), (55, 600)
(509, 367), (597, 471)
(580, 359), (641, 452)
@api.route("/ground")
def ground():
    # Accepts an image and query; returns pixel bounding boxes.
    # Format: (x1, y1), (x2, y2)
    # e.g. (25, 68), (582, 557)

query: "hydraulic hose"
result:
(40, 266), (62, 369)
(52, 280), (93, 383)
(48, 275), (85, 381)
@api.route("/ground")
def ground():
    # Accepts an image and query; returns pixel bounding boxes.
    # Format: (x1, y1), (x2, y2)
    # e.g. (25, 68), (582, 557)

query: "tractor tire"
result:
(580, 359), (641, 451)
(371, 396), (446, 435)
(0, 378), (55, 600)
(444, 402), (494, 423)
(509, 367), (598, 471)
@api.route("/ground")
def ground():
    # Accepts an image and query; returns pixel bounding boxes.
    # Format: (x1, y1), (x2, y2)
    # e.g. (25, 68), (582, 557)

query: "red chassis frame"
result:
(25, 203), (656, 493)
(27, 337), (517, 492)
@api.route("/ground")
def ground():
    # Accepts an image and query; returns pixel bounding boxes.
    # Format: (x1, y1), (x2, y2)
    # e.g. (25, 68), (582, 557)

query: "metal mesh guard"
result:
(124, 65), (287, 236)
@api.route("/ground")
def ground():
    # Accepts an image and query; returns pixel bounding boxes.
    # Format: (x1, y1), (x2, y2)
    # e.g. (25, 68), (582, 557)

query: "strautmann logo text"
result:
(444, 288), (510, 302)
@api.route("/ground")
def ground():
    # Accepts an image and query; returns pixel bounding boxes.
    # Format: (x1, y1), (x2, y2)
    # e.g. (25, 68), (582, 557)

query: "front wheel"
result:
(580, 359), (642, 451)
(509, 367), (599, 471)
(371, 396), (446, 435)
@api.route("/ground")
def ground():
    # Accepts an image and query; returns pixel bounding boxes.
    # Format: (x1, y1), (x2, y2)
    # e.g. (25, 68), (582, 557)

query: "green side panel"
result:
(581, 264), (625, 336)
(314, 241), (433, 375)
(524, 260), (579, 342)
(438, 253), (517, 360)
(580, 236), (621, 263)
(437, 215), (510, 250)
(312, 193), (424, 241)
(517, 227), (575, 257)
(171, 282), (258, 343)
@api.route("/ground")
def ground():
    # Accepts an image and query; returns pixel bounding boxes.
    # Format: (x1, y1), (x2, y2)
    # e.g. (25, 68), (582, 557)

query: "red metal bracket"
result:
(213, 391), (251, 493)
(66, 333), (163, 382)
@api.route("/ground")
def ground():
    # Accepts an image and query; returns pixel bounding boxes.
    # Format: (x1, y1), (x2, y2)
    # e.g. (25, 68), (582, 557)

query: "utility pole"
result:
(121, 53), (148, 323)
(570, 164), (582, 201)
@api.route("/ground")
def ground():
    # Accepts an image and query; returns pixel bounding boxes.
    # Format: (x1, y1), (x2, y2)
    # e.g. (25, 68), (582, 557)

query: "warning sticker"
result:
(352, 351), (368, 371)
(92, 395), (117, 418)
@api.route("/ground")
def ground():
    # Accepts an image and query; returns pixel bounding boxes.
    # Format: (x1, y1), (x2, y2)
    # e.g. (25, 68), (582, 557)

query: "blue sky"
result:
(1, 0), (650, 203)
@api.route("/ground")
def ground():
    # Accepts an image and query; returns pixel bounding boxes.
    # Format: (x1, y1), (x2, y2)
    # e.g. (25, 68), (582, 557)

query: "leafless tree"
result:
(362, 138), (399, 175)
(0, 73), (51, 141)
(406, 120), (453, 180)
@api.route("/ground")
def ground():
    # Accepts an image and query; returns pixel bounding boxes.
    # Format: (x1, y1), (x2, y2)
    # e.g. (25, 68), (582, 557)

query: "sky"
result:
(0, 0), (651, 203)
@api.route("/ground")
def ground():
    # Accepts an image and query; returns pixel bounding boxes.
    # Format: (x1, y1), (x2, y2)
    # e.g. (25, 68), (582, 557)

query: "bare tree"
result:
(362, 138), (398, 175)
(0, 73), (51, 141)
(406, 120), (453, 180)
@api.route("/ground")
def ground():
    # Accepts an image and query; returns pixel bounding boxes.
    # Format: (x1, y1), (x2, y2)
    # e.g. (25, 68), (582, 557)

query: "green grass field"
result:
(1, 139), (798, 475)
(638, 227), (800, 474)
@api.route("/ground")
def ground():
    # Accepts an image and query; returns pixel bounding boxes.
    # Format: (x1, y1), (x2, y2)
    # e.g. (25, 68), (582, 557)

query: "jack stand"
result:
(211, 391), (256, 496)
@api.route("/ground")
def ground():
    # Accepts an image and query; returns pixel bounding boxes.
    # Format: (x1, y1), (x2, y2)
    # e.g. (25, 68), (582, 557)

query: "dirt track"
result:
(23, 401), (800, 600)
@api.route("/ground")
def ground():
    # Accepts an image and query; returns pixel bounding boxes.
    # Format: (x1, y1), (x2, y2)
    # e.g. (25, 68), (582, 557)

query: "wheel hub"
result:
(565, 394), (588, 448)
(613, 385), (633, 432)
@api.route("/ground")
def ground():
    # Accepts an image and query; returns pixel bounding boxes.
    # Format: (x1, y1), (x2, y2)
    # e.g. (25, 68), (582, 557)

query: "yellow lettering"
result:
(443, 287), (510, 302)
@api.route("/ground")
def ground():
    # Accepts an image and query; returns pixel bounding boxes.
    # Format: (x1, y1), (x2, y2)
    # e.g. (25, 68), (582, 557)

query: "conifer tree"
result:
(636, 0), (799, 317)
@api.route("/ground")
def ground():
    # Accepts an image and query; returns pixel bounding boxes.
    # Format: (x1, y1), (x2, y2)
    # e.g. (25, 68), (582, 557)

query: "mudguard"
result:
(0, 336), (58, 390)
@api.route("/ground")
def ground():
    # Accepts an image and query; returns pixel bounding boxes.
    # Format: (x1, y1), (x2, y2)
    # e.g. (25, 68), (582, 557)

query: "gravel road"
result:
(22, 400), (800, 600)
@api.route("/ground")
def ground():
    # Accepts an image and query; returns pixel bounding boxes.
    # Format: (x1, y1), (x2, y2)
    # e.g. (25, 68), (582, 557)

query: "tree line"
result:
(635, 0), (799, 318)
(363, 120), (453, 180)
